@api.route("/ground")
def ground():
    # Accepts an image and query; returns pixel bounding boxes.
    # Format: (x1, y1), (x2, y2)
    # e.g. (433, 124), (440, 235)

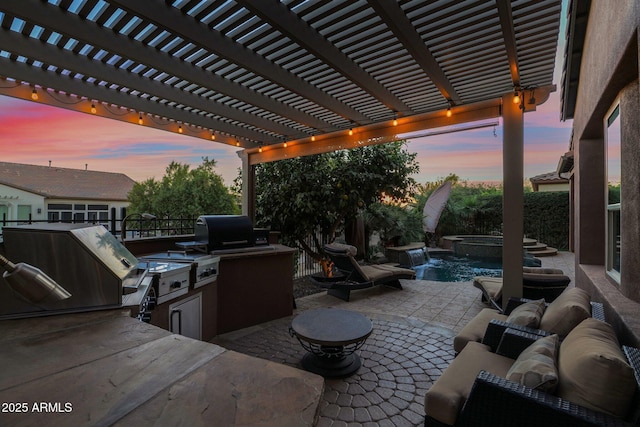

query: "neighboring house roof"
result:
(0, 162), (135, 201)
(530, 171), (569, 192)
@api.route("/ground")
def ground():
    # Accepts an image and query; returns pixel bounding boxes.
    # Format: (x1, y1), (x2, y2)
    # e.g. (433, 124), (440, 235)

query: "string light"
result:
(31, 89), (38, 100)
(90, 103), (97, 114)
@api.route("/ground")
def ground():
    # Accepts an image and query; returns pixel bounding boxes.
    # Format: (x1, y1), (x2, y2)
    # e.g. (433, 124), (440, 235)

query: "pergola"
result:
(0, 0), (563, 304)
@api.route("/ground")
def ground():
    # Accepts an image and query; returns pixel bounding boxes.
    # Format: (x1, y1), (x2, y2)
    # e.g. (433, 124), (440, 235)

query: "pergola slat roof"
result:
(0, 0), (561, 156)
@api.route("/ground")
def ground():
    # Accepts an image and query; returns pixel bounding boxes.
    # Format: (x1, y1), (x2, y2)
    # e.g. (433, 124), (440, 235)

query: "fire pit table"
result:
(290, 308), (372, 377)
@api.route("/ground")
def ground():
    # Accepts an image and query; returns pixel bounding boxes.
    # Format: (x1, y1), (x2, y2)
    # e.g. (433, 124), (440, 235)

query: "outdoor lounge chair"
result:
(320, 242), (415, 301)
(474, 267), (572, 310)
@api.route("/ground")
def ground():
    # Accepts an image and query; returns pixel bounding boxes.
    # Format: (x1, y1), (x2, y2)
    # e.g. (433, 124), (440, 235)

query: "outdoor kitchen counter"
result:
(0, 309), (323, 426)
(215, 244), (297, 334)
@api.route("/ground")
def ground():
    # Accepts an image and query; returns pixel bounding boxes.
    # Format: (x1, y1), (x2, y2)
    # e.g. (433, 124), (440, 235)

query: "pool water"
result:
(413, 253), (502, 282)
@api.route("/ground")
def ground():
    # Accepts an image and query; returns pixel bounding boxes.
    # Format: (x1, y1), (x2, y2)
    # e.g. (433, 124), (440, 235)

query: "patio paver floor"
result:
(211, 251), (575, 426)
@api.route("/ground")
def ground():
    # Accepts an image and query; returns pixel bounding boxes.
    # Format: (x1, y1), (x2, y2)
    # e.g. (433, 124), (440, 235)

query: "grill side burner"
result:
(139, 251), (219, 289)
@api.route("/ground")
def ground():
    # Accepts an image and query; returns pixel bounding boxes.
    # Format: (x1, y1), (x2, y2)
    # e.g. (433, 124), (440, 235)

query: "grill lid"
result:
(195, 215), (254, 251)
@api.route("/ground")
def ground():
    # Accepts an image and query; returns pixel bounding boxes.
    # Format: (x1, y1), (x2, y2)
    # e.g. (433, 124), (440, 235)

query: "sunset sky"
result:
(0, 4), (573, 188)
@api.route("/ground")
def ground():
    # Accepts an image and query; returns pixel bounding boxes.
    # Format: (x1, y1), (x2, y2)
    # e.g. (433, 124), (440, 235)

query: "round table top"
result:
(291, 308), (372, 346)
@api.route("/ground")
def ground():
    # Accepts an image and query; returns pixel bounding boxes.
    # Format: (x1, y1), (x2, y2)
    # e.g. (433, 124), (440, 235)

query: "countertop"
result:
(0, 309), (323, 426)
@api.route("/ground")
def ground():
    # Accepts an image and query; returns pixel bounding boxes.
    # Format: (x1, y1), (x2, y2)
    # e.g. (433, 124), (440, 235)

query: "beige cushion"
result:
(325, 242), (358, 256)
(539, 287), (591, 336)
(358, 265), (393, 281)
(370, 264), (416, 277)
(557, 318), (636, 418)
(506, 334), (559, 393)
(453, 309), (508, 353)
(425, 342), (514, 426)
(506, 298), (546, 328)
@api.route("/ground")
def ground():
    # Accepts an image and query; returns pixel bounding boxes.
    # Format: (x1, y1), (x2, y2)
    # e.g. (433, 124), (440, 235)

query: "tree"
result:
(127, 157), (239, 218)
(254, 141), (419, 260)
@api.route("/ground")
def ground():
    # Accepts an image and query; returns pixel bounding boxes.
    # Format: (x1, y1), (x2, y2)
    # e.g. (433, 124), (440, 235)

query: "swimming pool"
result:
(413, 253), (502, 282)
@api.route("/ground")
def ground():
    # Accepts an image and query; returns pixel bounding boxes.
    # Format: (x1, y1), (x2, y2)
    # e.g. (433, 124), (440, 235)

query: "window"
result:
(606, 103), (621, 282)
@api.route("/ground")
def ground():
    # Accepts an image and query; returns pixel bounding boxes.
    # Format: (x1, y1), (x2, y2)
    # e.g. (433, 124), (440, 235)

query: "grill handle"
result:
(170, 308), (182, 335)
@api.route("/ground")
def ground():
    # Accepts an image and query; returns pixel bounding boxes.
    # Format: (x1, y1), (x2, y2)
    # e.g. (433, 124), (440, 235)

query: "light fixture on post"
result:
(0, 253), (71, 304)
(528, 88), (536, 105)
(31, 89), (38, 100)
(120, 212), (157, 243)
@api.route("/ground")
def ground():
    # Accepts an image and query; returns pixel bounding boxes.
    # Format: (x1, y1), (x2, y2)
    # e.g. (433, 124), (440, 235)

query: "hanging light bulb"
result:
(392, 112), (398, 126)
(283, 141), (288, 148)
(211, 132), (216, 140)
(513, 90), (521, 104)
(178, 124), (183, 133)
(348, 128), (353, 136)
(446, 107), (452, 117)
(258, 146), (263, 153)
(235, 140), (240, 147)
(31, 89), (38, 100)
(90, 103), (97, 114)
(138, 113), (143, 124)
(311, 135), (316, 142)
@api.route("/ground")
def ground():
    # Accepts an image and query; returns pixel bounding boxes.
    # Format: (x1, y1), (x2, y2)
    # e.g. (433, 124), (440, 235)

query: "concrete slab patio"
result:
(212, 252), (575, 426)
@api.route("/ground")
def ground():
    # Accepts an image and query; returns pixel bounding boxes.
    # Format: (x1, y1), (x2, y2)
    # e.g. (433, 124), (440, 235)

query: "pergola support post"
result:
(501, 94), (524, 307)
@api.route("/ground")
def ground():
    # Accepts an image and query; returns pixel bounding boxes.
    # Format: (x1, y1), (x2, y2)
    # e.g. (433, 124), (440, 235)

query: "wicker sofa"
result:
(425, 318), (640, 426)
(453, 287), (602, 354)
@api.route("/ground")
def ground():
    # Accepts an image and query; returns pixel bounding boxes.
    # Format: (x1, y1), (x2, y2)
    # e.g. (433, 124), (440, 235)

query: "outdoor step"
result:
(526, 247), (558, 257)
(522, 238), (539, 246)
(524, 242), (549, 251)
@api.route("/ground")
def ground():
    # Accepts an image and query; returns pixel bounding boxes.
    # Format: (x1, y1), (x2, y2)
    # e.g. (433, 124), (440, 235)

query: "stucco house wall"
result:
(569, 0), (640, 346)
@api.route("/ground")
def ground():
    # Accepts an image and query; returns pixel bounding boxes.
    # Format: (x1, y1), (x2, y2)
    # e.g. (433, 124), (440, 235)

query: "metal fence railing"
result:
(0, 214), (198, 242)
(294, 232), (331, 279)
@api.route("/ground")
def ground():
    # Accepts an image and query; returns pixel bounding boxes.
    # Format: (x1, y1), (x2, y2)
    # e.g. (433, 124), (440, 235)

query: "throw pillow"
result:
(557, 318), (636, 418)
(506, 298), (546, 328)
(506, 334), (559, 393)
(539, 287), (591, 336)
